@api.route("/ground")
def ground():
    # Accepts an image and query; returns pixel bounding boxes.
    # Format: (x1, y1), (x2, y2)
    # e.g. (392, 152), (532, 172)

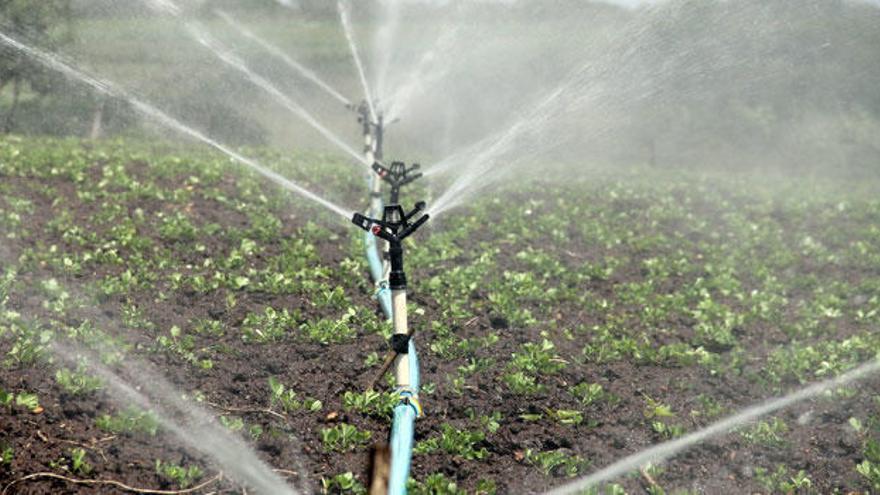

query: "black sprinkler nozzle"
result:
(350, 202), (430, 290)
(352, 212), (372, 232)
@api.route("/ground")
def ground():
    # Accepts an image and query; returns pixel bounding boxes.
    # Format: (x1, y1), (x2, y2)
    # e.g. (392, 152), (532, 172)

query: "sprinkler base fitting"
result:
(367, 326), (417, 392)
(397, 389), (423, 418)
(353, 203), (428, 292)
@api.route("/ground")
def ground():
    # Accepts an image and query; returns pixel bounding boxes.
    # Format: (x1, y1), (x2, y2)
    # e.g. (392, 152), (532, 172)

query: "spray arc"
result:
(352, 203), (429, 495)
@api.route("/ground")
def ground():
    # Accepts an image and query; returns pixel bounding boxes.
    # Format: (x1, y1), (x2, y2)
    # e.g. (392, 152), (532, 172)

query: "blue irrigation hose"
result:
(389, 339), (421, 495)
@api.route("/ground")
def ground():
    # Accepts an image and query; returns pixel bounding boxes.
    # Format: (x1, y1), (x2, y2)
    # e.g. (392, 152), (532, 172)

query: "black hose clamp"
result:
(390, 334), (410, 354)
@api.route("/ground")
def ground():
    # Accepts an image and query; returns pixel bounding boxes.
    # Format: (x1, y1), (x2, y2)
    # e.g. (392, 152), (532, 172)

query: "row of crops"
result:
(1, 136), (880, 492)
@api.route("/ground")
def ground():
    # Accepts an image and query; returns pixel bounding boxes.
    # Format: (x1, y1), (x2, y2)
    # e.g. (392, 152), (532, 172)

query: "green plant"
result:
(579, 484), (628, 495)
(510, 339), (566, 375)
(570, 382), (607, 406)
(321, 423), (372, 452)
(268, 377), (321, 413)
(191, 318), (225, 336)
(69, 448), (92, 476)
(524, 449), (589, 477)
(857, 438), (880, 490)
(249, 424), (264, 441)
(0, 444), (12, 465)
(691, 394), (725, 420)
(414, 423), (488, 460)
(313, 286), (350, 310)
(342, 390), (396, 417)
(0, 388), (39, 413)
(241, 307), (298, 343)
(467, 409), (502, 434)
(155, 459), (204, 489)
(651, 420), (685, 439)
(158, 212), (197, 242)
(300, 308), (357, 344)
(268, 376), (300, 413)
(55, 362), (103, 396)
(754, 464), (813, 493)
(504, 371), (545, 395)
(550, 409), (584, 426)
(0, 388), (12, 410)
(5, 325), (52, 367)
(407, 473), (466, 495)
(740, 418), (788, 448)
(321, 472), (366, 494)
(363, 352), (380, 367)
(96, 407), (160, 436)
(643, 396), (674, 419)
(14, 392), (39, 412)
(219, 415), (244, 432)
(474, 479), (497, 495)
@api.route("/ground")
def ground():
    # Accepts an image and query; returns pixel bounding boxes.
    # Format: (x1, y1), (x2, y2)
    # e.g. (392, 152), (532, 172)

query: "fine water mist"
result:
(338, 0), (377, 121)
(372, 0), (401, 106)
(384, 25), (460, 124)
(137, 0), (369, 167)
(183, 20), (367, 166)
(403, 0), (880, 216)
(0, 31), (354, 220)
(216, 10), (353, 107)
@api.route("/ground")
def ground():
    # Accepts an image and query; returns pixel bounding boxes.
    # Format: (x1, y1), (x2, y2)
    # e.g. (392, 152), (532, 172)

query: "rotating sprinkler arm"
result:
(372, 162), (424, 205)
(352, 202), (429, 251)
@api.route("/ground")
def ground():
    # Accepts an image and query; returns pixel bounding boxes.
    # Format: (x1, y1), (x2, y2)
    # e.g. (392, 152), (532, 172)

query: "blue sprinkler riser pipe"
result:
(389, 339), (420, 495)
(365, 173), (393, 320)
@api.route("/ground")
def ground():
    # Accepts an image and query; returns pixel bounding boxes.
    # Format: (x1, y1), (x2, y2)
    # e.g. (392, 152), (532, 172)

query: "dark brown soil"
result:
(1, 142), (878, 494)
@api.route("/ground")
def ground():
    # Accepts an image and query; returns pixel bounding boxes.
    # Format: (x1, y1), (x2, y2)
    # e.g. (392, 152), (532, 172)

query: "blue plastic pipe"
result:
(389, 339), (421, 495)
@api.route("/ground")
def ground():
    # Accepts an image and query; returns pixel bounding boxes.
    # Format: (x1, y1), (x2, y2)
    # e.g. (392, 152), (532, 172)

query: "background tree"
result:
(0, 0), (74, 132)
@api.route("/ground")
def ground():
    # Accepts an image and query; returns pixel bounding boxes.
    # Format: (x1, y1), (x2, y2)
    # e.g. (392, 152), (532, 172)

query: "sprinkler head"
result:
(373, 161), (423, 186)
(351, 202), (429, 244)
(352, 202), (429, 290)
(372, 161), (423, 204)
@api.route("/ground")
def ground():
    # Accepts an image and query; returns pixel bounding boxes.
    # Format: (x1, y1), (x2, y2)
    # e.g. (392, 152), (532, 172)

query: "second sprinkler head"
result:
(373, 161), (423, 205)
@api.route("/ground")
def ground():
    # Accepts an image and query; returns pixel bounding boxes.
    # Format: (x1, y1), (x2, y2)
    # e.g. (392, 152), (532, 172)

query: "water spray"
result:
(544, 358), (880, 495)
(338, 0), (377, 124)
(0, 31), (354, 221)
(216, 10), (353, 107)
(352, 202), (429, 495)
